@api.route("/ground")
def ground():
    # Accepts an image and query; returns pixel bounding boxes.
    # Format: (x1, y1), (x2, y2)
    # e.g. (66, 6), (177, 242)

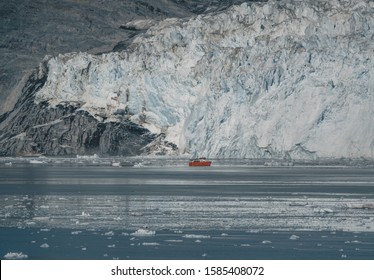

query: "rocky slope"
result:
(1, 0), (373, 158)
(0, 0), (246, 116)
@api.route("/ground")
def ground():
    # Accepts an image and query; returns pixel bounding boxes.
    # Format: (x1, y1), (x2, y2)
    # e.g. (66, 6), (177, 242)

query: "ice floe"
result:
(347, 203), (374, 209)
(142, 242), (160, 246)
(183, 234), (210, 239)
(4, 252), (28, 259)
(131, 229), (156, 236)
(29, 160), (45, 164)
(40, 243), (49, 248)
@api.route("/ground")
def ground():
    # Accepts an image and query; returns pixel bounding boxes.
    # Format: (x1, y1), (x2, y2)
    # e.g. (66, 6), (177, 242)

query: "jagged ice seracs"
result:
(34, 0), (374, 159)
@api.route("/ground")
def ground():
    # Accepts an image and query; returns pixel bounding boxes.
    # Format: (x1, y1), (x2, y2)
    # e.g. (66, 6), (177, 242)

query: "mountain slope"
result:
(1, 0), (373, 159)
(0, 0), (247, 116)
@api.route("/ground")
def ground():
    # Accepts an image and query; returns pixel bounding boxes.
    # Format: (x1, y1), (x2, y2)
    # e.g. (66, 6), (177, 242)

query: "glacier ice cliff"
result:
(0, 0), (373, 159)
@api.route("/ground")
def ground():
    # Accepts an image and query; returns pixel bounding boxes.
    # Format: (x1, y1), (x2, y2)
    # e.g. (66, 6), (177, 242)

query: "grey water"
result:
(1, 162), (374, 260)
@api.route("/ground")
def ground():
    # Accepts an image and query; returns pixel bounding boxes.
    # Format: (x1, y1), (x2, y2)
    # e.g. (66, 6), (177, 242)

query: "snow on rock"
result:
(34, 0), (374, 159)
(121, 19), (157, 31)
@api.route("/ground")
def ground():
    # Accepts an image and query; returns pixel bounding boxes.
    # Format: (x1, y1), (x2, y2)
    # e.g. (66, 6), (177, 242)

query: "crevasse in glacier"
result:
(34, 0), (374, 159)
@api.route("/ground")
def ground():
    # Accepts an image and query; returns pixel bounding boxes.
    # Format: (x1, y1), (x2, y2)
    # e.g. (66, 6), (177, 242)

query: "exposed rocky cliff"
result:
(1, 0), (373, 158)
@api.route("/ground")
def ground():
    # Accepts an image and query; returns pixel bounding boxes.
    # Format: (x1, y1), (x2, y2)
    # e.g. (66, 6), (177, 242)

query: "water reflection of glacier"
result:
(1, 163), (374, 233)
(2, 194), (374, 232)
(1, 162), (374, 259)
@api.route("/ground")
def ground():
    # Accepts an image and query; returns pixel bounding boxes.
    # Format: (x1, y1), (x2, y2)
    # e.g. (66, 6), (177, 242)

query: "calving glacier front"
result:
(28, 0), (374, 158)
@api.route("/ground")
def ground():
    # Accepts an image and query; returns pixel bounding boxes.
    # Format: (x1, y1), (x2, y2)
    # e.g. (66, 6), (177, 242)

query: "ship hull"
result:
(189, 161), (212, 167)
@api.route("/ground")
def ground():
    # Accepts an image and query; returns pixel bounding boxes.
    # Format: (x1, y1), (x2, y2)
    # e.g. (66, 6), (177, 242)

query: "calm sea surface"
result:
(1, 162), (374, 259)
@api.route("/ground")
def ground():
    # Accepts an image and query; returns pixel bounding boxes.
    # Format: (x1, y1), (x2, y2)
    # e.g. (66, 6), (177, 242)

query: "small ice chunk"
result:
(262, 240), (272, 244)
(33, 216), (49, 221)
(142, 242), (160, 246)
(290, 235), (300, 240)
(104, 231), (115, 236)
(29, 160), (45, 164)
(289, 202), (308, 206)
(131, 229), (156, 236)
(112, 162), (121, 167)
(315, 208), (333, 214)
(77, 211), (90, 217)
(40, 243), (49, 248)
(347, 203), (374, 209)
(107, 244), (116, 248)
(5, 162), (12, 166)
(183, 234), (210, 239)
(76, 154), (99, 159)
(4, 252), (28, 259)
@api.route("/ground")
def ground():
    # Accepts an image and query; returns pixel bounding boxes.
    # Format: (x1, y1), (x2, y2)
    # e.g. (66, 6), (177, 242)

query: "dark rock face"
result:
(0, 101), (157, 157)
(0, 68), (156, 156)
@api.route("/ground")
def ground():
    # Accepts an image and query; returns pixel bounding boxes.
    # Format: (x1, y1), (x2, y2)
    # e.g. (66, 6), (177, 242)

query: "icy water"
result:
(1, 161), (374, 260)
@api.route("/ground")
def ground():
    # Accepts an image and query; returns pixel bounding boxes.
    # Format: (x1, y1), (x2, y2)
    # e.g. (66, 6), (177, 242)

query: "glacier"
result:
(3, 0), (374, 159)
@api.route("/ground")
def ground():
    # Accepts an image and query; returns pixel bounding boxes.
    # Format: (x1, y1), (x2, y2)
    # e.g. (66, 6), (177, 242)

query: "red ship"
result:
(189, 157), (212, 167)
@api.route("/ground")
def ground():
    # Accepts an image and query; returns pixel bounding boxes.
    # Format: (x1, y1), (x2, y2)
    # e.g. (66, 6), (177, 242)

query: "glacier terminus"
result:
(0, 0), (373, 159)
